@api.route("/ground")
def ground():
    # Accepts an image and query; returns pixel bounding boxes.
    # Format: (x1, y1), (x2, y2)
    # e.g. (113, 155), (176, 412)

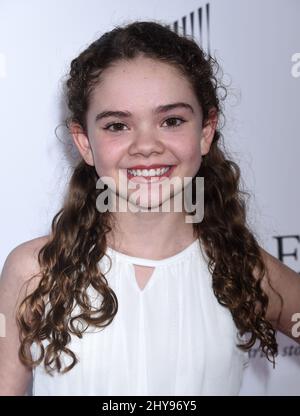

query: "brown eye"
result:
(103, 122), (128, 132)
(163, 117), (186, 128)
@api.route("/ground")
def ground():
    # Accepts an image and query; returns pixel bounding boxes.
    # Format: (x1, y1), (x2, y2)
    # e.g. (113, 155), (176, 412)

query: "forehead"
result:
(88, 56), (199, 111)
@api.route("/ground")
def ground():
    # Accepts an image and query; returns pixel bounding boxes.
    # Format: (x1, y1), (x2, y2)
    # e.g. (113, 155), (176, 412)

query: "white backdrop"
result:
(0, 0), (299, 395)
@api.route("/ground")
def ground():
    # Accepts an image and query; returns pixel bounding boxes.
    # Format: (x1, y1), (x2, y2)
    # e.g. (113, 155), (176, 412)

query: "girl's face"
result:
(71, 55), (217, 210)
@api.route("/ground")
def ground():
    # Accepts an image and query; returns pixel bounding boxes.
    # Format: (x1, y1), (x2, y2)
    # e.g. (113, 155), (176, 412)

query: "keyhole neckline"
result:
(106, 238), (200, 267)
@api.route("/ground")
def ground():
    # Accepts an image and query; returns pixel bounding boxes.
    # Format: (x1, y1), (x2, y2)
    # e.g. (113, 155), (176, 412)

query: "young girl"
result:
(0, 20), (299, 396)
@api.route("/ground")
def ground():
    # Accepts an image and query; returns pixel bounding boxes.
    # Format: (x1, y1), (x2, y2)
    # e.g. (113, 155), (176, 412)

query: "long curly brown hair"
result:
(17, 20), (282, 375)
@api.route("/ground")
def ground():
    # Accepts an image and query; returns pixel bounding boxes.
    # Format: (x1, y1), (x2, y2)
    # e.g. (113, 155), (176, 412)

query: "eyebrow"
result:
(94, 102), (194, 122)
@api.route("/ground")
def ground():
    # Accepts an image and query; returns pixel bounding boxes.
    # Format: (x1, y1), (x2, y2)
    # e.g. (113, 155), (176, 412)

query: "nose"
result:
(128, 129), (164, 157)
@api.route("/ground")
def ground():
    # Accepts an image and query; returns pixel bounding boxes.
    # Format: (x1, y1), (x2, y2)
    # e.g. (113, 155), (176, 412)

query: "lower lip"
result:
(127, 165), (176, 183)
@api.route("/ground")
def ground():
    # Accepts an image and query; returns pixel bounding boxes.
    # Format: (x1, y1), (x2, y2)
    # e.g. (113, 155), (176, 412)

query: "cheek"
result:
(177, 139), (202, 167)
(189, 153), (202, 176)
(92, 146), (118, 177)
(91, 137), (124, 171)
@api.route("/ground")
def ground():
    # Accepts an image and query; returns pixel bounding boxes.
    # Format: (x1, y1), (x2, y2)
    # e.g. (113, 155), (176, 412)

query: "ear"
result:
(69, 122), (95, 166)
(200, 108), (218, 156)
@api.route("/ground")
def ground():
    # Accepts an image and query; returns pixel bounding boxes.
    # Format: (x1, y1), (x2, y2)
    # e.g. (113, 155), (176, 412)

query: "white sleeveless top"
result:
(30, 238), (249, 396)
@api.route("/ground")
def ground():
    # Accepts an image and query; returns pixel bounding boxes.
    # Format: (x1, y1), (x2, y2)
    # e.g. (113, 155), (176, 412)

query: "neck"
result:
(106, 208), (197, 260)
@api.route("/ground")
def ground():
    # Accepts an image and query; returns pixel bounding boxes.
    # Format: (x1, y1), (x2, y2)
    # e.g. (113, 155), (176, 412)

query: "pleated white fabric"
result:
(30, 238), (249, 396)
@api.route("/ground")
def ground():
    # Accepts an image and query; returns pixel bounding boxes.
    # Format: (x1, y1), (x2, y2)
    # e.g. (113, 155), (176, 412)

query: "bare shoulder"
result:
(0, 236), (50, 395)
(1, 235), (50, 285)
(256, 246), (300, 343)
(0, 235), (51, 302)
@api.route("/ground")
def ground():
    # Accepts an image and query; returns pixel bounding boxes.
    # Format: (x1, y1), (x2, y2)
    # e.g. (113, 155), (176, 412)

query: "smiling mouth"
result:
(126, 165), (175, 181)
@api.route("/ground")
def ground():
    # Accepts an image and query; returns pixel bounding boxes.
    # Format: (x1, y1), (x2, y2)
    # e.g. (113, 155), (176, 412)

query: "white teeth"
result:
(128, 166), (171, 177)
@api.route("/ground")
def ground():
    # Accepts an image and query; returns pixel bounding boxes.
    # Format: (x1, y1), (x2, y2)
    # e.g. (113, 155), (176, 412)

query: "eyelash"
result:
(103, 117), (186, 132)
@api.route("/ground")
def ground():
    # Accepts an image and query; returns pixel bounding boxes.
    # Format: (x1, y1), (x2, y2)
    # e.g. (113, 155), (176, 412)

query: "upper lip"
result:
(127, 164), (172, 170)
